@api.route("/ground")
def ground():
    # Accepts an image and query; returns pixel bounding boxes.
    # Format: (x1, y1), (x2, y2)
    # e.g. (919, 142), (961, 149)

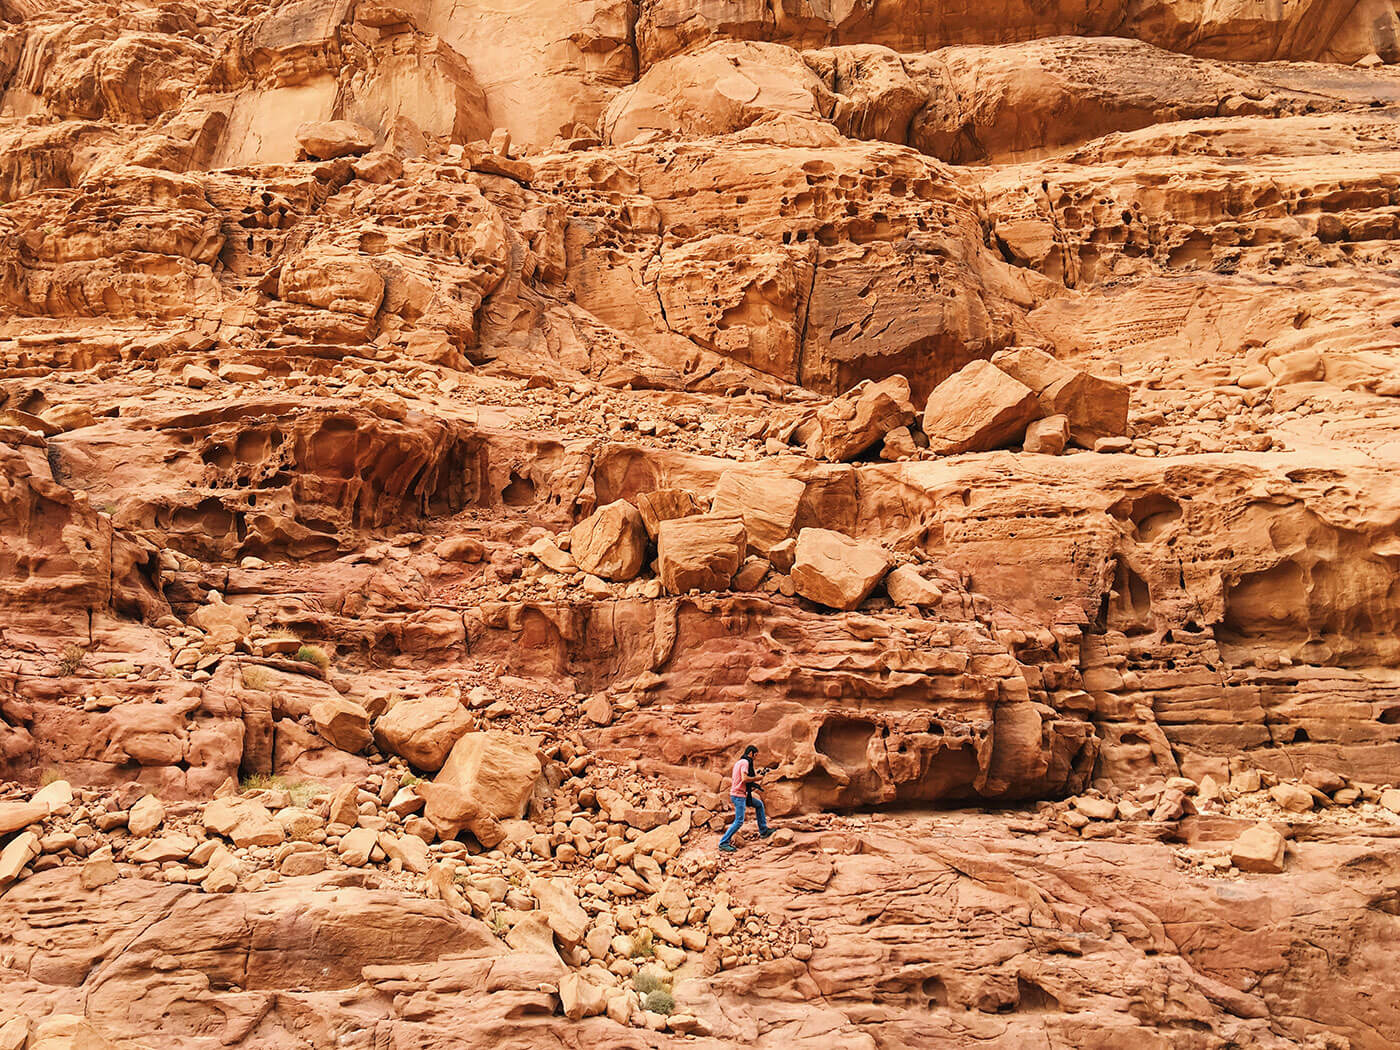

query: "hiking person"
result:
(719, 744), (774, 852)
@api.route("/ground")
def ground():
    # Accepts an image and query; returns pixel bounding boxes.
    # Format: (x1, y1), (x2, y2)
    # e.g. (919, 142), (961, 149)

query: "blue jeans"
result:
(719, 795), (768, 847)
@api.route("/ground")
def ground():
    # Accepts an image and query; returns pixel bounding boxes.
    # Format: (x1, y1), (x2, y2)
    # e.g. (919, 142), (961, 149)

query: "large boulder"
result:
(531, 877), (590, 948)
(338, 827), (378, 867)
(789, 528), (892, 610)
(1269, 782), (1314, 813)
(203, 797), (284, 848)
(126, 794), (165, 838)
(506, 913), (562, 958)
(569, 500), (647, 581)
(421, 732), (542, 845)
(374, 696), (475, 771)
(710, 465), (805, 554)
(814, 374), (916, 461)
(1231, 823), (1286, 873)
(990, 346), (1128, 446)
(0, 800), (47, 835)
(921, 360), (1039, 454)
(189, 596), (250, 646)
(558, 971), (609, 1020)
(656, 516), (746, 593)
(278, 248), (384, 323)
(525, 536), (576, 574)
(637, 488), (705, 539)
(295, 119), (375, 160)
(311, 695), (372, 753)
(1022, 413), (1070, 455)
(0, 831), (40, 888)
(31, 780), (73, 812)
(419, 787), (501, 848)
(380, 832), (431, 874)
(884, 565), (943, 607)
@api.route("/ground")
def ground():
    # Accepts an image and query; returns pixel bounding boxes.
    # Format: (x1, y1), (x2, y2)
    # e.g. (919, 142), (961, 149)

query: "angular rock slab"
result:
(922, 359), (1040, 454)
(570, 499), (647, 581)
(422, 732), (541, 845)
(374, 695), (474, 771)
(657, 515), (746, 593)
(789, 528), (892, 610)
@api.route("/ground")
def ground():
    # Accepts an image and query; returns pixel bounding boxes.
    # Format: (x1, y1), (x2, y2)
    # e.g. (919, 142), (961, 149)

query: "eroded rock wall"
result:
(2, 0), (1400, 1046)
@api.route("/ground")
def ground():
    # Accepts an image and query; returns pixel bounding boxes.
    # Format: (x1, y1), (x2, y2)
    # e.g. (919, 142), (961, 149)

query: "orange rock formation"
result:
(2, 0), (1400, 1046)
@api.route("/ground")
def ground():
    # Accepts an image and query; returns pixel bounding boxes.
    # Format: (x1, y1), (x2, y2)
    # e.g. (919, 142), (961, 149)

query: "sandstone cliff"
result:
(2, 0), (1399, 1046)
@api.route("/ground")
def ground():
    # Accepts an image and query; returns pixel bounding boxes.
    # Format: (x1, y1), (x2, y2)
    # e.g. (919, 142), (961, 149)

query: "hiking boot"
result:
(719, 843), (737, 853)
(760, 828), (776, 838)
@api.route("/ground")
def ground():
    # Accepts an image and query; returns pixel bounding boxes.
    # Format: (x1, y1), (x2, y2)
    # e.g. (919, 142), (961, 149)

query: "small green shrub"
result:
(400, 772), (422, 788)
(643, 988), (675, 1016)
(632, 971), (667, 996)
(295, 644), (329, 671)
(287, 782), (317, 807)
(238, 772), (315, 806)
(240, 772), (284, 792)
(490, 910), (509, 936)
(270, 627), (300, 641)
(629, 928), (655, 958)
(241, 666), (274, 690)
(58, 644), (86, 676)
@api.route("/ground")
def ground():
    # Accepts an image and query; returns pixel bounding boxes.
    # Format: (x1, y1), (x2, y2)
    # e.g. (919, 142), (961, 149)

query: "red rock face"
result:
(2, 0), (1400, 1045)
(635, 0), (1400, 65)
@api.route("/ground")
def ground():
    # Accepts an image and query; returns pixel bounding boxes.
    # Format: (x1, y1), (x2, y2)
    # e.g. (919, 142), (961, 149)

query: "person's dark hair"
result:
(742, 745), (758, 757)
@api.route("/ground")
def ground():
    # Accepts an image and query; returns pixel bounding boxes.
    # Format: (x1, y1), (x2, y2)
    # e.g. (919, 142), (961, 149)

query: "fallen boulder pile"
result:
(524, 496), (958, 612)
(764, 353), (1130, 462)
(0, 743), (809, 1034)
(1042, 765), (1400, 876)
